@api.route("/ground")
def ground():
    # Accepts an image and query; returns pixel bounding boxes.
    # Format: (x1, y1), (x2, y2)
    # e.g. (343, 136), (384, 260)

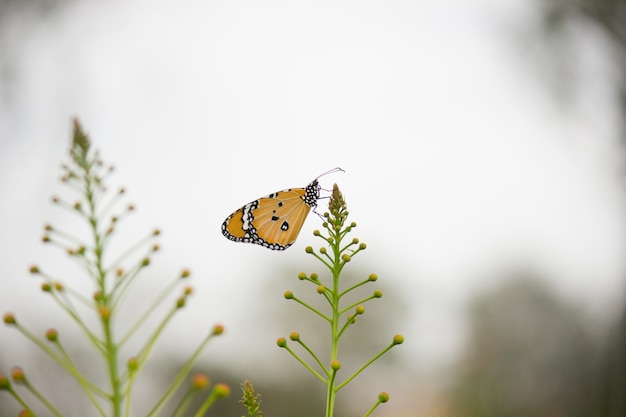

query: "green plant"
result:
(1, 118), (404, 417)
(239, 380), (262, 417)
(1, 119), (228, 417)
(277, 184), (404, 417)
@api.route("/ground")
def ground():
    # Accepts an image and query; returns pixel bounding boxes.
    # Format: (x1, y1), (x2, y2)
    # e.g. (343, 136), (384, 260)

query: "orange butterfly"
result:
(221, 168), (344, 250)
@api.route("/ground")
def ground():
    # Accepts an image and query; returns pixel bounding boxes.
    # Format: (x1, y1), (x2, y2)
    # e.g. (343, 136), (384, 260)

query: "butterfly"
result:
(221, 168), (344, 250)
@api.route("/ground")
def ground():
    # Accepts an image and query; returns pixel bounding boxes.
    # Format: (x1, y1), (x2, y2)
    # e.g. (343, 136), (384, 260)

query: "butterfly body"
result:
(221, 179), (321, 250)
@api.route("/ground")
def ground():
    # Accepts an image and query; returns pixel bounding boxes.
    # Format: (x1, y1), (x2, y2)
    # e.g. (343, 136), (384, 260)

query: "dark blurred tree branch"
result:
(526, 2), (626, 415)
(539, 0), (626, 141)
(569, 0), (626, 49)
(452, 276), (602, 417)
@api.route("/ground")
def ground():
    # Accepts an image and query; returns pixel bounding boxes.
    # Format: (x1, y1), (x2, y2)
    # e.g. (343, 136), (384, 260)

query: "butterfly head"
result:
(305, 167), (344, 207)
(303, 179), (321, 208)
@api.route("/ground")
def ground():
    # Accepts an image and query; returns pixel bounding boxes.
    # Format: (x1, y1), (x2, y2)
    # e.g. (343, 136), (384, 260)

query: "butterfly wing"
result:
(249, 189), (312, 249)
(222, 185), (317, 250)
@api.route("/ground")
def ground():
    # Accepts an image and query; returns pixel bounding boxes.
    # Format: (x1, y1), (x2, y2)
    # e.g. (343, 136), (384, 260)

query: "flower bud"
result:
(45, 329), (58, 342)
(192, 373), (210, 390)
(0, 374), (10, 390)
(214, 383), (230, 398)
(212, 324), (225, 335)
(11, 367), (25, 383)
(127, 357), (139, 372)
(3, 313), (16, 325)
(98, 305), (111, 320)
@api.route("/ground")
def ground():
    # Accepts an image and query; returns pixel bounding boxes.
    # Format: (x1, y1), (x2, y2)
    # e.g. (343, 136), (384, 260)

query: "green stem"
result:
(48, 290), (106, 355)
(192, 389), (220, 417)
(325, 232), (342, 417)
(22, 379), (64, 417)
(146, 330), (217, 417)
(103, 314), (121, 416)
(13, 323), (109, 409)
(339, 295), (377, 315)
(171, 389), (195, 417)
(296, 338), (329, 378)
(85, 166), (122, 417)
(362, 399), (381, 417)
(123, 370), (137, 417)
(338, 278), (371, 298)
(337, 315), (356, 340)
(118, 277), (182, 346)
(5, 385), (35, 415)
(283, 345), (327, 383)
(310, 251), (333, 270)
(290, 295), (331, 322)
(127, 304), (179, 380)
(335, 342), (396, 391)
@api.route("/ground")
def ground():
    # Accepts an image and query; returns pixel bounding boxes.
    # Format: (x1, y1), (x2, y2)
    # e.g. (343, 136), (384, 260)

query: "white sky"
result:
(1, 0), (625, 382)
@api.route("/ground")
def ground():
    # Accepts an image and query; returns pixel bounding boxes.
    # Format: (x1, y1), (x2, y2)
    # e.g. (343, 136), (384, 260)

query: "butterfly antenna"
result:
(315, 167), (345, 180)
(312, 167), (344, 219)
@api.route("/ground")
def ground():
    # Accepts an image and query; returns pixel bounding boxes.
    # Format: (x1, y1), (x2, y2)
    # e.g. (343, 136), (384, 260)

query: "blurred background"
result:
(1, 0), (625, 415)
